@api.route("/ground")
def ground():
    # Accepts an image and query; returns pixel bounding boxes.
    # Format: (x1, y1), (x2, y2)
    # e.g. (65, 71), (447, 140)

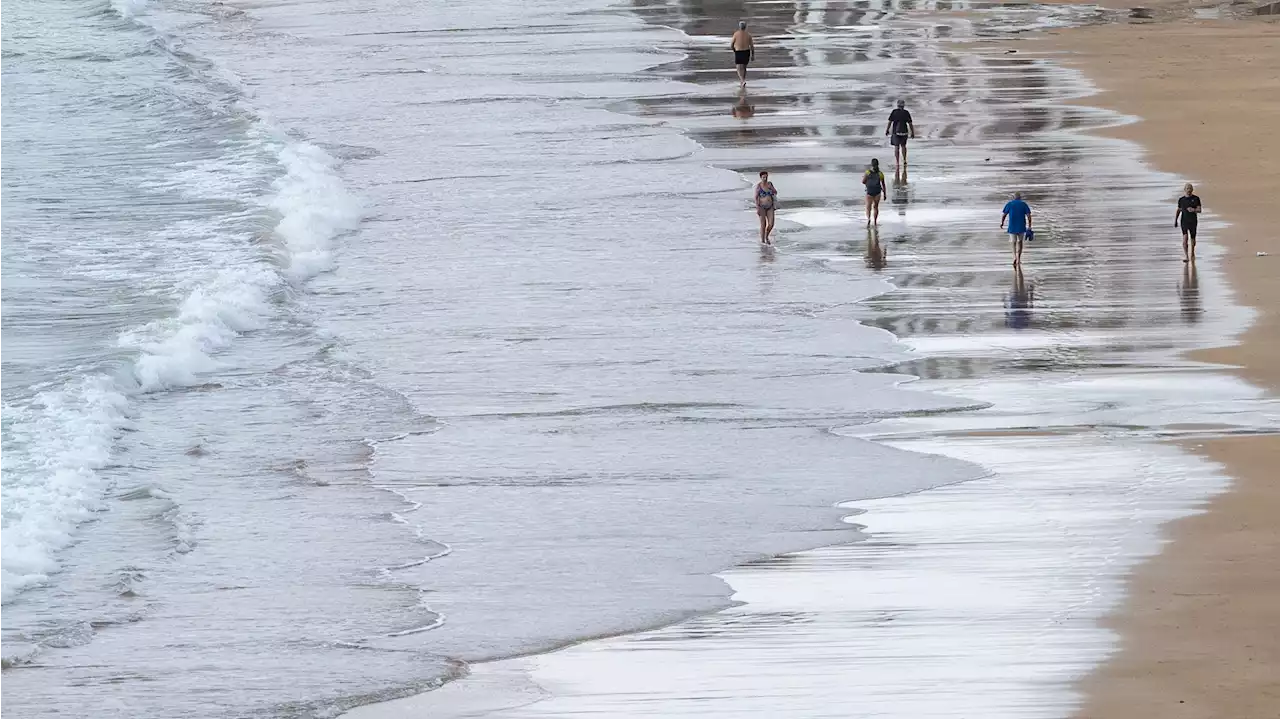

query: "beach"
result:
(343, 2), (1280, 716)
(3, 1), (1277, 717)
(1036, 11), (1280, 717)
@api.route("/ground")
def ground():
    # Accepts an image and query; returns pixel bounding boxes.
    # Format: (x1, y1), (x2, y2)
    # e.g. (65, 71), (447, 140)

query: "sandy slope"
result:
(1035, 14), (1280, 718)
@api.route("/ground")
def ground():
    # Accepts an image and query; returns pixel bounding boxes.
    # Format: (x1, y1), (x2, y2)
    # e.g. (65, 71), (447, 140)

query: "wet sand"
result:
(1033, 13), (1280, 718)
(345, 2), (1279, 716)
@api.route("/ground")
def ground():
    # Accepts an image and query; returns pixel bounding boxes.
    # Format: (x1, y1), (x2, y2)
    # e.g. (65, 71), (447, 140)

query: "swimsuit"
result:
(734, 49), (751, 66)
(756, 184), (776, 214)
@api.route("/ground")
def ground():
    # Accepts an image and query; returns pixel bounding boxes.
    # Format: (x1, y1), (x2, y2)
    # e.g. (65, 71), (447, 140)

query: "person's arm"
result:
(1025, 209), (1032, 229)
(749, 35), (755, 60)
(862, 172), (868, 185)
(885, 118), (892, 136)
(908, 121), (916, 139)
(1001, 211), (1008, 229)
(1175, 203), (1182, 226)
(1192, 198), (1202, 213)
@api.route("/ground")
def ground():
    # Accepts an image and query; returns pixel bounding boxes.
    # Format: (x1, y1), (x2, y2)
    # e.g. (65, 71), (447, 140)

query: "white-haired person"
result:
(1000, 191), (1032, 267)
(730, 21), (754, 87)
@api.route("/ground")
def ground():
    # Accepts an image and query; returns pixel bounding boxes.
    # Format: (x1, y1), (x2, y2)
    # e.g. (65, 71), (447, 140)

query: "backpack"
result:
(864, 170), (883, 194)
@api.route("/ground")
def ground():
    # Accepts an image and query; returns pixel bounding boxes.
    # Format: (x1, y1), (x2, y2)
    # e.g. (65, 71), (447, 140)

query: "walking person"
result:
(755, 170), (777, 245)
(862, 158), (886, 226)
(1175, 182), (1201, 262)
(885, 99), (915, 168)
(730, 21), (754, 87)
(1000, 191), (1032, 266)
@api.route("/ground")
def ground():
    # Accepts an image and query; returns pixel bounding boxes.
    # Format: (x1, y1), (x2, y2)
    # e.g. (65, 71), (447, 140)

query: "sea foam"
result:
(120, 136), (360, 393)
(2, 134), (360, 600)
(1, 376), (131, 602)
(109, 0), (148, 20)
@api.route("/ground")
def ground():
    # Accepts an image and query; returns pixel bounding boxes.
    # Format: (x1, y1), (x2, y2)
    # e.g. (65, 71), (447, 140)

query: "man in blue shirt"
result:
(1001, 192), (1032, 266)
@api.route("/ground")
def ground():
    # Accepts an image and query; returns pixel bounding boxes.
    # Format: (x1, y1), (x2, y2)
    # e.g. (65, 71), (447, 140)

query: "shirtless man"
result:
(730, 21), (754, 87)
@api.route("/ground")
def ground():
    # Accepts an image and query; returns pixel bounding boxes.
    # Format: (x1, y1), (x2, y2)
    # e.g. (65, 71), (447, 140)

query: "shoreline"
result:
(1034, 11), (1280, 716)
(345, 2), (1274, 711)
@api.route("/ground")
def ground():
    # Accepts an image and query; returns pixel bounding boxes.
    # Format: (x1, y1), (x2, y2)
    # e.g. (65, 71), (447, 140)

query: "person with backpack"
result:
(1000, 191), (1033, 267)
(862, 158), (886, 226)
(885, 100), (915, 167)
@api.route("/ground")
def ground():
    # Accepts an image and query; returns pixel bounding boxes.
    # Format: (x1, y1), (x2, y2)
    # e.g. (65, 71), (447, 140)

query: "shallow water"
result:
(346, 1), (1278, 717)
(3, 0), (1275, 717)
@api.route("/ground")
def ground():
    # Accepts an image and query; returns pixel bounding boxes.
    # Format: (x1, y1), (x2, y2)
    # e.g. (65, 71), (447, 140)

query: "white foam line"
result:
(2, 24), (361, 601)
(386, 611), (448, 638)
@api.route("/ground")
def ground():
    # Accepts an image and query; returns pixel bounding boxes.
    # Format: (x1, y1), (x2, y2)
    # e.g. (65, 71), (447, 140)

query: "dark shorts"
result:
(734, 50), (751, 66)
(1181, 217), (1198, 236)
(890, 133), (909, 146)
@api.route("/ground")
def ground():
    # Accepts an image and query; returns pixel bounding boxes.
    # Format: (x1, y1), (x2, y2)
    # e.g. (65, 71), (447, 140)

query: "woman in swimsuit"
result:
(862, 158), (886, 226)
(755, 170), (777, 245)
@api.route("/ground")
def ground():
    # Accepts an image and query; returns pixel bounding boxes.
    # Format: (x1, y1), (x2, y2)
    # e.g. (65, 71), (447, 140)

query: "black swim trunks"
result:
(1180, 215), (1198, 238)
(734, 49), (751, 66)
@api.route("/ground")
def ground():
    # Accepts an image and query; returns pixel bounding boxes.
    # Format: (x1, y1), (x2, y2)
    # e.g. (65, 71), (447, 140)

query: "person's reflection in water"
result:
(757, 246), (777, 297)
(891, 165), (909, 220)
(1179, 260), (1201, 324)
(865, 226), (887, 271)
(1004, 266), (1034, 329)
(731, 87), (755, 120)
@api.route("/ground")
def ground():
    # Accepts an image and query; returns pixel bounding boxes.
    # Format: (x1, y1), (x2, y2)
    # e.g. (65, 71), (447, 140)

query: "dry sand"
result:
(1035, 12), (1280, 718)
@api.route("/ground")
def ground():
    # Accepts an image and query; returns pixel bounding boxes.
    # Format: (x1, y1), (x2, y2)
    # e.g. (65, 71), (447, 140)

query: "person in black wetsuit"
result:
(885, 100), (915, 168)
(1175, 182), (1202, 263)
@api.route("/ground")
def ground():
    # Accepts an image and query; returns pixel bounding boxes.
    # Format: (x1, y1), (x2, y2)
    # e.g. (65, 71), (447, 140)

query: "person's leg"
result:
(1188, 225), (1197, 260)
(872, 195), (880, 225)
(759, 212), (768, 243)
(736, 63), (746, 86)
(893, 141), (901, 167)
(1182, 229), (1190, 262)
(901, 141), (908, 167)
(765, 210), (776, 244)
(1014, 236), (1024, 266)
(865, 194), (872, 226)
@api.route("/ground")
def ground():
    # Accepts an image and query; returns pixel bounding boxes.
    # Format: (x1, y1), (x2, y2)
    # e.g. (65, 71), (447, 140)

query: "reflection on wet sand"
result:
(346, 1), (1271, 718)
(731, 88), (754, 119)
(1005, 266), (1034, 329)
(866, 226), (888, 270)
(1179, 260), (1201, 324)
